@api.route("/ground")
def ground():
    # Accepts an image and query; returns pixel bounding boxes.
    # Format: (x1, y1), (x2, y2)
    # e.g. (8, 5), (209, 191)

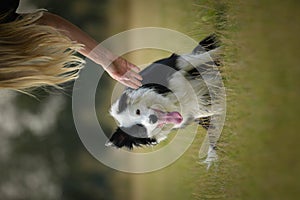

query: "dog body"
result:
(107, 35), (223, 156)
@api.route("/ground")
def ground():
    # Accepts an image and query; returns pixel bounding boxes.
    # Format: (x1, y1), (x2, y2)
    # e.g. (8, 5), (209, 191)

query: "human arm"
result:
(37, 12), (142, 89)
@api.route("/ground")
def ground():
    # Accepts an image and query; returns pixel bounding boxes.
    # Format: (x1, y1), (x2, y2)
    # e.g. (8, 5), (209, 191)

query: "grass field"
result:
(104, 0), (300, 200)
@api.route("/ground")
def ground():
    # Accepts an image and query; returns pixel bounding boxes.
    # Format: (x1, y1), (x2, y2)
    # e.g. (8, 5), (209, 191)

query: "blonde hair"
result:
(0, 10), (85, 92)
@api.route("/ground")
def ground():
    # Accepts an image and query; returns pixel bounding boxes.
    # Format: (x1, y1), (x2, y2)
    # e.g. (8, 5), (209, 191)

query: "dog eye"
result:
(136, 109), (141, 115)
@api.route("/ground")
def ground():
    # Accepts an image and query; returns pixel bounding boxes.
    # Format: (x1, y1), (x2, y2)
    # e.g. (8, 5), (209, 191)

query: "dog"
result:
(106, 34), (224, 164)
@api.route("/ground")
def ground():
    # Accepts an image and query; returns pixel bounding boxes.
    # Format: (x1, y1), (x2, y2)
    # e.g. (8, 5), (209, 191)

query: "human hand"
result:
(105, 57), (143, 89)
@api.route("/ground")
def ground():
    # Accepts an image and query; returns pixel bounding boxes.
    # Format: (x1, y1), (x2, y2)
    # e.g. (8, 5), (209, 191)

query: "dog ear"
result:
(106, 126), (157, 149)
(106, 127), (133, 149)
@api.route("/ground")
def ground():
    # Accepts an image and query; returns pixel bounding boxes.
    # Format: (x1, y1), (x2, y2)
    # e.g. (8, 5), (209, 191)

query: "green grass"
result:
(192, 0), (300, 200)
(104, 0), (300, 199)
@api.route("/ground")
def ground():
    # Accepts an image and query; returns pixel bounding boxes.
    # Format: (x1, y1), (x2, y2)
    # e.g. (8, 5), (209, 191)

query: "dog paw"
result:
(201, 146), (218, 170)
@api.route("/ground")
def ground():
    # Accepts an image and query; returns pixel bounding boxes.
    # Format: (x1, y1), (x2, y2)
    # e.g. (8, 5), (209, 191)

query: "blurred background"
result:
(1, 0), (300, 200)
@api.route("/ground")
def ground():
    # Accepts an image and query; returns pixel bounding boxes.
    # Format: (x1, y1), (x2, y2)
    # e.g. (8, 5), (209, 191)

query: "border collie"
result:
(106, 35), (224, 164)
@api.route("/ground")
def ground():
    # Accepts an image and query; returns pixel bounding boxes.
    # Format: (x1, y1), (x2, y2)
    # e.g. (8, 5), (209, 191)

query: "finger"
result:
(122, 79), (140, 89)
(128, 70), (143, 81)
(121, 71), (141, 81)
(128, 63), (141, 73)
(122, 74), (142, 88)
(120, 76), (130, 81)
(129, 76), (142, 87)
(120, 71), (142, 88)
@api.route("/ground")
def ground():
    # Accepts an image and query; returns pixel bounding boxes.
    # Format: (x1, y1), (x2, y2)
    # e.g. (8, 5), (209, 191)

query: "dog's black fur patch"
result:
(140, 83), (172, 95)
(140, 53), (180, 92)
(152, 53), (180, 70)
(108, 126), (157, 149)
(197, 116), (211, 130)
(117, 92), (129, 113)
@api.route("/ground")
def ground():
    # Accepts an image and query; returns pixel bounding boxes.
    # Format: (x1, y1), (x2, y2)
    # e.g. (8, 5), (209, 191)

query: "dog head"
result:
(107, 88), (183, 149)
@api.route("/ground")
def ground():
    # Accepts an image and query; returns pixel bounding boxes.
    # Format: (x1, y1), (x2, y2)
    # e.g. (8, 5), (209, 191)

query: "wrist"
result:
(88, 46), (118, 69)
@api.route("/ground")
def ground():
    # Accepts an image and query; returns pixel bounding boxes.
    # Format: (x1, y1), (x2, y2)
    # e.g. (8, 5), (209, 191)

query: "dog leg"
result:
(203, 145), (218, 170)
(198, 114), (223, 169)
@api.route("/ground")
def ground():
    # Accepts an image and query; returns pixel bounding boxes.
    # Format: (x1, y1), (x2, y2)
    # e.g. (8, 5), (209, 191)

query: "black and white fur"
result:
(107, 35), (224, 163)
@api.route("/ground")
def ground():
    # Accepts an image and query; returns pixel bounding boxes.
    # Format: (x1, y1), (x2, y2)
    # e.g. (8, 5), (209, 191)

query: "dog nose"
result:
(149, 114), (158, 124)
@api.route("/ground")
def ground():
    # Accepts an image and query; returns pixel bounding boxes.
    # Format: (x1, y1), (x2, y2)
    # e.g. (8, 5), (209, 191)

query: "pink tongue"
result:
(162, 112), (183, 124)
